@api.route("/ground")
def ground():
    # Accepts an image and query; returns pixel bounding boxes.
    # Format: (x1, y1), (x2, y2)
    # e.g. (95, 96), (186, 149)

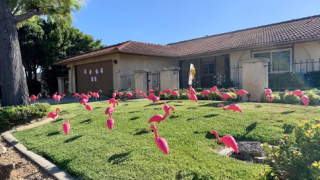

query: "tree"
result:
(0, 0), (84, 107)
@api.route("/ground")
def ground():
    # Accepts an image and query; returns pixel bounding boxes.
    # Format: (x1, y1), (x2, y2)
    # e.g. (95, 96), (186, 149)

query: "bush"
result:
(307, 91), (320, 105)
(168, 94), (178, 100)
(272, 93), (282, 103)
(208, 91), (220, 100)
(284, 93), (300, 104)
(261, 120), (320, 180)
(27, 79), (42, 96)
(160, 93), (167, 100)
(180, 94), (189, 100)
(195, 88), (203, 92)
(228, 92), (237, 101)
(0, 103), (50, 131)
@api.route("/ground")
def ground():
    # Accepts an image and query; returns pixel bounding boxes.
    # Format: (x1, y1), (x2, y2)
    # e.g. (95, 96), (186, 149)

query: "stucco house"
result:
(56, 15), (320, 94)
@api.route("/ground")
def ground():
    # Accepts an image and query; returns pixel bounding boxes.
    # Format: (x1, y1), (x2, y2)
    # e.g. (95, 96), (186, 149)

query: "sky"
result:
(72, 0), (320, 46)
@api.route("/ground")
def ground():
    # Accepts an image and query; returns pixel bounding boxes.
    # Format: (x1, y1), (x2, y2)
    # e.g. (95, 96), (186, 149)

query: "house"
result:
(55, 15), (320, 94)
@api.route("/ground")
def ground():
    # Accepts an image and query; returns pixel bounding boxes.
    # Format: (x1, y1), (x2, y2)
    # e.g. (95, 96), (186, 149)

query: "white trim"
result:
(252, 48), (292, 73)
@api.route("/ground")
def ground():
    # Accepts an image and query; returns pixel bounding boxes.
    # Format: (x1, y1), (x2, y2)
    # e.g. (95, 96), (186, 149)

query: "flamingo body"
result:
(171, 90), (179, 96)
(47, 108), (61, 119)
(189, 94), (198, 102)
(73, 93), (80, 97)
(212, 130), (238, 153)
(106, 118), (114, 130)
(301, 95), (309, 107)
(85, 104), (92, 111)
(200, 90), (211, 96)
(218, 103), (242, 113)
(80, 99), (88, 105)
(151, 124), (169, 155)
(220, 93), (233, 101)
(264, 89), (272, 95)
(267, 95), (274, 102)
(148, 114), (166, 124)
(63, 120), (70, 135)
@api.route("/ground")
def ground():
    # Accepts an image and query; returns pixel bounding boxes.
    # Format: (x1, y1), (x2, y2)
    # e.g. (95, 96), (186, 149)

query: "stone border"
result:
(1, 126), (76, 180)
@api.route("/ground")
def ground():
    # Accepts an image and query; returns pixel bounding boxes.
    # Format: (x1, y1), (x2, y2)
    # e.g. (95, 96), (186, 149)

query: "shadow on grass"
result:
(169, 115), (180, 119)
(57, 159), (73, 169)
(281, 111), (295, 115)
(59, 111), (69, 115)
(64, 135), (82, 143)
(80, 119), (93, 124)
(134, 128), (150, 136)
(144, 103), (162, 107)
(123, 104), (129, 106)
(187, 118), (195, 121)
(244, 122), (257, 136)
(175, 171), (212, 180)
(174, 104), (183, 106)
(254, 105), (262, 108)
(203, 114), (219, 118)
(108, 151), (132, 165)
(187, 107), (198, 110)
(283, 123), (295, 134)
(129, 111), (139, 114)
(47, 131), (60, 136)
(94, 107), (102, 110)
(154, 108), (162, 110)
(130, 117), (140, 121)
(52, 118), (63, 123)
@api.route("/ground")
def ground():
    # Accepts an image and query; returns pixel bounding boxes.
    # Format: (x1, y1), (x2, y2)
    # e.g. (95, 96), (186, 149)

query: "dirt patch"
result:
(0, 137), (54, 180)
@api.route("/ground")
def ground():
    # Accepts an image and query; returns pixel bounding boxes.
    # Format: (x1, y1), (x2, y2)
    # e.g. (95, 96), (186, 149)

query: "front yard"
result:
(13, 100), (318, 179)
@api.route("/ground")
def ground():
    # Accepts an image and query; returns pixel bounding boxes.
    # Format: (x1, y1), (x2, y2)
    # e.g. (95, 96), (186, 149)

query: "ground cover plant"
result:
(13, 100), (319, 179)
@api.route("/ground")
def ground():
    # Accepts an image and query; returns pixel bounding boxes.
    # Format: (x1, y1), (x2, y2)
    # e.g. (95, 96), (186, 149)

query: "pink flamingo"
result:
(79, 93), (88, 100)
(171, 90), (179, 97)
(285, 89), (303, 97)
(55, 95), (61, 104)
(73, 93), (80, 102)
(200, 90), (211, 99)
(189, 94), (198, 102)
(92, 90), (102, 101)
(267, 94), (274, 102)
(150, 124), (169, 155)
(148, 102), (173, 124)
(152, 92), (163, 104)
(163, 102), (175, 115)
(218, 103), (243, 113)
(163, 88), (172, 94)
(63, 120), (70, 135)
(47, 108), (61, 119)
(147, 94), (156, 101)
(105, 101), (117, 118)
(301, 95), (309, 107)
(106, 117), (114, 130)
(85, 104), (92, 111)
(80, 98), (88, 105)
(210, 86), (218, 93)
(264, 88), (272, 95)
(228, 88), (248, 101)
(211, 130), (239, 153)
(188, 86), (196, 95)
(218, 91), (233, 101)
(30, 93), (41, 103)
(124, 90), (137, 100)
(46, 94), (50, 98)
(148, 89), (155, 94)
(114, 89), (122, 97)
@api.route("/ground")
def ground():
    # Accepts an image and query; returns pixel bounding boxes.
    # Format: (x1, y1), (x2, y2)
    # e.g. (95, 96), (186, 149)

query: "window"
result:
(202, 63), (215, 75)
(253, 49), (291, 73)
(84, 69), (87, 74)
(100, 68), (103, 73)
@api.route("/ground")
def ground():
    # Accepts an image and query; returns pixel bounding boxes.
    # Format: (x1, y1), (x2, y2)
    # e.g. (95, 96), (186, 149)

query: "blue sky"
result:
(72, 0), (320, 46)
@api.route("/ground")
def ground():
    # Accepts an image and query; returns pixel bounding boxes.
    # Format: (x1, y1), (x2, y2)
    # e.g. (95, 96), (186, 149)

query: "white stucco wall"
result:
(294, 41), (320, 72)
(115, 54), (178, 89)
(229, 50), (251, 88)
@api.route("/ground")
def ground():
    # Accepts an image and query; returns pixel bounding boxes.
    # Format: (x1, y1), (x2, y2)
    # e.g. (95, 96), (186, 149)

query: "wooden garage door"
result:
(76, 61), (113, 94)
(100, 61), (113, 94)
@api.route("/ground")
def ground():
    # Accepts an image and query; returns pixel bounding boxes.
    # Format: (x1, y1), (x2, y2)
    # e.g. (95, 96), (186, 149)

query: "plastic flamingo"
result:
(73, 93), (80, 102)
(301, 95), (309, 107)
(85, 104), (92, 111)
(211, 130), (239, 153)
(47, 108), (61, 119)
(163, 88), (172, 94)
(148, 89), (155, 94)
(105, 101), (117, 118)
(171, 90), (179, 97)
(46, 94), (50, 98)
(210, 86), (218, 93)
(150, 124), (169, 155)
(63, 120), (70, 135)
(285, 89), (303, 97)
(189, 86), (196, 95)
(189, 94), (198, 102)
(264, 89), (272, 95)
(55, 95), (61, 104)
(114, 89), (122, 97)
(200, 90), (211, 99)
(124, 90), (137, 100)
(152, 92), (163, 104)
(147, 94), (156, 101)
(268, 94), (274, 102)
(228, 88), (248, 101)
(163, 102), (175, 115)
(30, 93), (41, 102)
(79, 93), (88, 100)
(148, 102), (171, 124)
(80, 98), (88, 105)
(218, 91), (233, 101)
(106, 117), (114, 130)
(218, 103), (243, 113)
(92, 90), (102, 101)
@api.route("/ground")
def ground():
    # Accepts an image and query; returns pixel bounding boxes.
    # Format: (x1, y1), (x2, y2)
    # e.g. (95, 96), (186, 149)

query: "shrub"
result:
(180, 94), (189, 100)
(228, 92), (237, 101)
(168, 94), (178, 100)
(284, 93), (300, 104)
(0, 103), (50, 131)
(195, 88), (203, 92)
(27, 79), (42, 96)
(208, 91), (220, 100)
(272, 93), (282, 103)
(307, 91), (320, 105)
(261, 120), (320, 180)
(160, 93), (167, 100)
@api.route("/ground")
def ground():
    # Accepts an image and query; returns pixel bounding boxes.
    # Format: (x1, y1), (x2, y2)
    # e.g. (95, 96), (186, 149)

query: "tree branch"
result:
(12, 4), (21, 15)
(15, 9), (40, 23)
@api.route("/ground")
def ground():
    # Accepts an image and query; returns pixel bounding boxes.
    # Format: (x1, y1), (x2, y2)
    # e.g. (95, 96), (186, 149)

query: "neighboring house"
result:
(56, 15), (320, 94)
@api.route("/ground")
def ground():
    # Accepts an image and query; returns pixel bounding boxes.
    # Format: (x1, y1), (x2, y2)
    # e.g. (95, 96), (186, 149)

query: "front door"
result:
(201, 62), (215, 88)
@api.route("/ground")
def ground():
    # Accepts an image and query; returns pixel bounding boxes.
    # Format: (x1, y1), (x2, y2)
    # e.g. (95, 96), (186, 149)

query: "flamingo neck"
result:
(220, 105), (227, 110)
(169, 107), (174, 112)
(113, 101), (116, 108)
(143, 93), (147, 98)
(213, 131), (222, 142)
(153, 127), (159, 139)
(158, 92), (162, 98)
(230, 88), (236, 93)
(55, 109), (59, 114)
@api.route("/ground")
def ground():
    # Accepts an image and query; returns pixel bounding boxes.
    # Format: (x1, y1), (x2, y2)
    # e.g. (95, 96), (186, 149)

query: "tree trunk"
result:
(0, 0), (30, 106)
(33, 67), (37, 80)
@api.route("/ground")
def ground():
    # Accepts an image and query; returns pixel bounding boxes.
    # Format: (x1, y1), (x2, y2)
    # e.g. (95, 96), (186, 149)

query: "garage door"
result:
(76, 61), (113, 94)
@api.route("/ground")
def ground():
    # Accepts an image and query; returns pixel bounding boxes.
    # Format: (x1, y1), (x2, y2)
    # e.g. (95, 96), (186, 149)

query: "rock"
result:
(218, 148), (234, 156)
(237, 141), (265, 157)
(0, 144), (7, 155)
(254, 157), (267, 164)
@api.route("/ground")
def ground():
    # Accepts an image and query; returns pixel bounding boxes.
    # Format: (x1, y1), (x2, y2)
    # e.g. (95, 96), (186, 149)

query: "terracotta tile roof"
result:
(169, 15), (320, 56)
(56, 15), (320, 64)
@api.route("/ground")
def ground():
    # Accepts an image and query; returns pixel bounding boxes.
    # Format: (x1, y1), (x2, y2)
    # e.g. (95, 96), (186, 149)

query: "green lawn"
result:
(13, 100), (319, 180)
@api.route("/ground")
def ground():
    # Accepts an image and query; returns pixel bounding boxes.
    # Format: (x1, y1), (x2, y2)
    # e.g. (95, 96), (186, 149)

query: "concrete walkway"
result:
(35, 96), (110, 105)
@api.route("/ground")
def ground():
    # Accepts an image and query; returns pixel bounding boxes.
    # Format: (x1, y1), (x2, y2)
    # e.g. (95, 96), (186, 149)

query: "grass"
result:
(13, 100), (320, 180)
